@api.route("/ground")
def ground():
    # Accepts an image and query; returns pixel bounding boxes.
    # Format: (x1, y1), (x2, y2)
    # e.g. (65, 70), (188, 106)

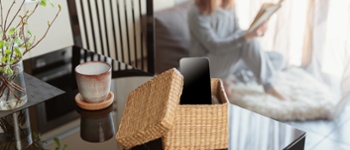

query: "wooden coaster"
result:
(75, 91), (114, 111)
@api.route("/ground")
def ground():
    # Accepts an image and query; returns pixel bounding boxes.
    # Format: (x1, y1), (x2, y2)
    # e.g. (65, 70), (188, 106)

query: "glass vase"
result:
(0, 60), (27, 111)
(0, 108), (33, 149)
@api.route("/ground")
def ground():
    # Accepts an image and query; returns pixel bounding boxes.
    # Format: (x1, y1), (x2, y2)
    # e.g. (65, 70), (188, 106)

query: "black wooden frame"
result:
(67, 0), (155, 76)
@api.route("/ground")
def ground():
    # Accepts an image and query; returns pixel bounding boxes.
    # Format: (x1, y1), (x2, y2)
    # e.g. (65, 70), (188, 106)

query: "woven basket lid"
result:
(116, 68), (184, 149)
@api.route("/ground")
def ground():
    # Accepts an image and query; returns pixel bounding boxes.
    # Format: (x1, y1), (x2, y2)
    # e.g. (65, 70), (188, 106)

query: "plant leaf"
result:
(7, 68), (13, 75)
(4, 41), (10, 47)
(14, 37), (22, 45)
(50, 0), (55, 7)
(8, 28), (16, 36)
(27, 30), (32, 37)
(1, 56), (6, 62)
(1, 65), (8, 73)
(25, 43), (32, 49)
(6, 53), (11, 61)
(14, 47), (23, 58)
(0, 41), (3, 48)
(4, 49), (11, 55)
(54, 137), (61, 150)
(39, 0), (47, 6)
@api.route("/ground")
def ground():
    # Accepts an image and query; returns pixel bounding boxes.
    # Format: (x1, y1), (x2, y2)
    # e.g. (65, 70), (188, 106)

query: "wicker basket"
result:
(162, 78), (228, 150)
(116, 68), (229, 150)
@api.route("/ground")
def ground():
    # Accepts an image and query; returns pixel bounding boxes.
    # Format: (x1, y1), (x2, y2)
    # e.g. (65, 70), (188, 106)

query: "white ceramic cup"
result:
(75, 61), (111, 103)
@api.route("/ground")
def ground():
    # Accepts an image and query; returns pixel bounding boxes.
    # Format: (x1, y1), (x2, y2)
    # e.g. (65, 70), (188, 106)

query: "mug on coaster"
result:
(75, 61), (111, 103)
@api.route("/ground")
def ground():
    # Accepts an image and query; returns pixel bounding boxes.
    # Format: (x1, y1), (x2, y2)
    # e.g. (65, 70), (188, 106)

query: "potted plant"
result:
(0, 0), (61, 110)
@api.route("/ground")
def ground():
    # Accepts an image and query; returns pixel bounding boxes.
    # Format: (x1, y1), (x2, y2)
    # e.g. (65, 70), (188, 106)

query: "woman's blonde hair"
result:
(195, 0), (235, 15)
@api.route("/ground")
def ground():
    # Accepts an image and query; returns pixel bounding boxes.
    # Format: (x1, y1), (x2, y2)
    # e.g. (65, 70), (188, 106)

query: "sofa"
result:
(153, 1), (257, 78)
(154, 2), (192, 74)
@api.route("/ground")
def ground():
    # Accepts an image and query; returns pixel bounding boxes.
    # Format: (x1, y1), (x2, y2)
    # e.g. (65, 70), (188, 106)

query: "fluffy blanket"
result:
(227, 67), (337, 121)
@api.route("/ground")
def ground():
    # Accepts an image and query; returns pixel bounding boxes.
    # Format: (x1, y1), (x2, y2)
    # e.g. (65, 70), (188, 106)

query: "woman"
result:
(188, 0), (285, 100)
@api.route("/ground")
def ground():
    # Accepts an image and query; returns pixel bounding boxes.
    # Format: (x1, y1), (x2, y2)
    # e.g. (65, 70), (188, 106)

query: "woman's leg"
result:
(231, 51), (285, 73)
(207, 48), (242, 98)
(266, 51), (286, 71)
(240, 39), (285, 100)
(229, 51), (285, 84)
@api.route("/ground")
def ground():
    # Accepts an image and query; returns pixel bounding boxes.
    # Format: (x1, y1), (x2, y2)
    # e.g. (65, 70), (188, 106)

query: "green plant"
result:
(29, 132), (47, 150)
(0, 131), (68, 150)
(0, 0), (61, 76)
(0, 0), (61, 110)
(28, 133), (67, 150)
(53, 137), (67, 150)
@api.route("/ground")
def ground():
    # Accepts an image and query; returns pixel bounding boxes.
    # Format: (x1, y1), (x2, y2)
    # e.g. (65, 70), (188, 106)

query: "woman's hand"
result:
(244, 22), (268, 41)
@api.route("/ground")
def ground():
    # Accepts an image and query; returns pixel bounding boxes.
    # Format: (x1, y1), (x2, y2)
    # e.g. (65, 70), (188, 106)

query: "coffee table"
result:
(0, 46), (305, 150)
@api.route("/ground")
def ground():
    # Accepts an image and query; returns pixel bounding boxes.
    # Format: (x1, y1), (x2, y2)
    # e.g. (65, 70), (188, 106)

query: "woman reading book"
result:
(188, 0), (286, 100)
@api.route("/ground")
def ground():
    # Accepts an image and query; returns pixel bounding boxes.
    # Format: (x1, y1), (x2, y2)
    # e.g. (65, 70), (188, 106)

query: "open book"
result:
(248, 0), (284, 33)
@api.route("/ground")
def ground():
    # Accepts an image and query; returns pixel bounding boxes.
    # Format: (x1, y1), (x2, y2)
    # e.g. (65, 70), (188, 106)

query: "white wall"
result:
(154, 0), (176, 11)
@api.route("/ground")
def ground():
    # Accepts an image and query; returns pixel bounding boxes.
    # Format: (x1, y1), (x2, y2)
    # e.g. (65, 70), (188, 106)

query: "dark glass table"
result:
(0, 46), (306, 150)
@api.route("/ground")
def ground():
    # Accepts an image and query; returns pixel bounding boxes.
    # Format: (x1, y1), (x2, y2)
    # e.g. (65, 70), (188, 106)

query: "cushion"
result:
(154, 2), (192, 74)
(227, 67), (337, 121)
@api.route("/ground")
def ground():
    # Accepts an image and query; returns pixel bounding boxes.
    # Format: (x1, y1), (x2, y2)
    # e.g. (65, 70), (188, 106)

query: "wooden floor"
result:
(284, 103), (350, 150)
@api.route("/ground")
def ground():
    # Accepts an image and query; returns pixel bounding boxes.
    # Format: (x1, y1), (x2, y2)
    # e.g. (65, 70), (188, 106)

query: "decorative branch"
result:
(27, 2), (40, 20)
(5, 0), (25, 32)
(15, 10), (28, 29)
(20, 13), (28, 55)
(0, 74), (23, 101)
(3, 0), (16, 32)
(1, 0), (6, 52)
(23, 4), (62, 55)
(0, 0), (61, 111)
(1, 0), (62, 69)
(0, 0), (4, 31)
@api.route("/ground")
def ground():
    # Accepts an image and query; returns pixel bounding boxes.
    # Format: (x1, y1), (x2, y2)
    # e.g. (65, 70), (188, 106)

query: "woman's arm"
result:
(188, 8), (246, 54)
(228, 7), (246, 39)
(229, 6), (267, 41)
(245, 22), (267, 40)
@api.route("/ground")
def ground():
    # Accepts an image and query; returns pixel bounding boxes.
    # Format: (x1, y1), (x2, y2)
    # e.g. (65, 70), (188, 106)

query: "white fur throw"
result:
(227, 67), (337, 121)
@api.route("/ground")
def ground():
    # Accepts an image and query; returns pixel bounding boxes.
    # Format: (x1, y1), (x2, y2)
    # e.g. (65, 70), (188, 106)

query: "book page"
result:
(248, 2), (282, 32)
(250, 3), (274, 26)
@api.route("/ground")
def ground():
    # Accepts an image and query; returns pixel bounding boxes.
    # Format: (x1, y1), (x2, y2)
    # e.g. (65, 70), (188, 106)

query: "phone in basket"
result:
(179, 57), (212, 104)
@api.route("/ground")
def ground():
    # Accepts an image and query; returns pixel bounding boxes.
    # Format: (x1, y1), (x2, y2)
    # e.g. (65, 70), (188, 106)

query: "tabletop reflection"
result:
(77, 104), (115, 143)
(0, 108), (32, 149)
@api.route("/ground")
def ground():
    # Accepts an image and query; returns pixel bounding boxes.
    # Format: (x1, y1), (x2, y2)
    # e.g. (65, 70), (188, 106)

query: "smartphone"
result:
(179, 57), (212, 104)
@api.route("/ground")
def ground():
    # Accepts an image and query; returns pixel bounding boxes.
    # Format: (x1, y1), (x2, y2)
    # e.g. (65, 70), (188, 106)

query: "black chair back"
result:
(67, 0), (155, 76)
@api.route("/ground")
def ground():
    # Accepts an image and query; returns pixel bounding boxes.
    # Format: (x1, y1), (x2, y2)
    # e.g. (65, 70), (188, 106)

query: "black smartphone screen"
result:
(179, 57), (212, 104)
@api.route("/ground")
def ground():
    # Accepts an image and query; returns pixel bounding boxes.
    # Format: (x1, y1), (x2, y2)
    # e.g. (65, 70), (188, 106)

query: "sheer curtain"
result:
(235, 0), (350, 112)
